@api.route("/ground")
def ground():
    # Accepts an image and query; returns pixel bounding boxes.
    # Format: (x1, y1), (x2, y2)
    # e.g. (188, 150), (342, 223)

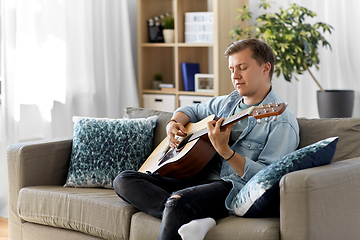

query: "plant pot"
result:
(153, 80), (162, 90)
(317, 90), (355, 118)
(163, 29), (174, 43)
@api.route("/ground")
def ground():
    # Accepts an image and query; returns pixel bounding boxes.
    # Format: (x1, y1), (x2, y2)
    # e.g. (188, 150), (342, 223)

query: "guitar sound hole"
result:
(178, 133), (193, 149)
(158, 148), (178, 166)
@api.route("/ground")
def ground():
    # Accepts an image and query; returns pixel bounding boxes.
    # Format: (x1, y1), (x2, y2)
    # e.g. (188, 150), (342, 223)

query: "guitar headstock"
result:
(250, 103), (287, 119)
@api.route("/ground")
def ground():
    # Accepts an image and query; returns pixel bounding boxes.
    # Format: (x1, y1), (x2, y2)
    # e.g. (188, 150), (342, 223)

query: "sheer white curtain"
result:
(249, 0), (360, 118)
(0, 0), (138, 218)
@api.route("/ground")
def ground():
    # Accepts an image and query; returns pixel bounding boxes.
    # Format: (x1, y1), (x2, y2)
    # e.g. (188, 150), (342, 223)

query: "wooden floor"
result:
(0, 217), (8, 240)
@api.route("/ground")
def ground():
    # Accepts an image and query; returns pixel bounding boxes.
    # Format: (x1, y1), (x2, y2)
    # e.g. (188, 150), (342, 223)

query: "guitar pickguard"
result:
(158, 148), (180, 165)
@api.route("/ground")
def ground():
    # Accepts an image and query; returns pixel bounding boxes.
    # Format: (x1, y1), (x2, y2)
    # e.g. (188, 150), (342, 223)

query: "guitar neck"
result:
(188, 106), (255, 142)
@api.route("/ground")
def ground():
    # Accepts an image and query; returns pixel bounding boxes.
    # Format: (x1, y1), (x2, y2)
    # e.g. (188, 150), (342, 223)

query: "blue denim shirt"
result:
(174, 88), (299, 212)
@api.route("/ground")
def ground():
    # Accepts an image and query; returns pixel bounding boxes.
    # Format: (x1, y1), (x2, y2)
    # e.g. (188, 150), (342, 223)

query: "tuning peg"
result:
(272, 116), (277, 121)
(257, 119), (262, 124)
(265, 117), (269, 122)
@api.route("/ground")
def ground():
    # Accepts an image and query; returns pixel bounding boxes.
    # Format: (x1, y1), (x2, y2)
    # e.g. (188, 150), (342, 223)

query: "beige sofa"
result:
(8, 107), (360, 240)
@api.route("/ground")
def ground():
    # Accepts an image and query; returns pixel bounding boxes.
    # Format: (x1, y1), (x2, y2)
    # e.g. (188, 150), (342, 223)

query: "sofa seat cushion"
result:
(129, 212), (280, 240)
(17, 186), (138, 240)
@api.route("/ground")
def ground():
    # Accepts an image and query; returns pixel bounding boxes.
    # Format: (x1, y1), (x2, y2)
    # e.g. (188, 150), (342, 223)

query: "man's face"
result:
(228, 48), (271, 104)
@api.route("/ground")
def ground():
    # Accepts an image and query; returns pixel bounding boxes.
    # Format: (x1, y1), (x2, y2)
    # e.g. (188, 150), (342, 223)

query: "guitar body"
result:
(138, 115), (217, 179)
(138, 103), (287, 180)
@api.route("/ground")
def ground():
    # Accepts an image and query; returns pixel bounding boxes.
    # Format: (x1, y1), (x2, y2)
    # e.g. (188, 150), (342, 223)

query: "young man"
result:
(114, 39), (299, 240)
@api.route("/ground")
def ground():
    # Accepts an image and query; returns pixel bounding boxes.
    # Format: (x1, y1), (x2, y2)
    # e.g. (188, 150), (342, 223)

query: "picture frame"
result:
(195, 74), (214, 93)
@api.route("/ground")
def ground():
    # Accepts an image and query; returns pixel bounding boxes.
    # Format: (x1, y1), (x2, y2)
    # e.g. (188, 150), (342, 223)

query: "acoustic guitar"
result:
(138, 103), (287, 179)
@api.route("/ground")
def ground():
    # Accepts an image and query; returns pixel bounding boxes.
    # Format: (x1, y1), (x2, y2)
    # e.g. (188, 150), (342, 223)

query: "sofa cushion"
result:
(22, 222), (104, 240)
(124, 107), (173, 150)
(234, 137), (338, 218)
(297, 117), (360, 162)
(129, 212), (280, 240)
(64, 116), (158, 188)
(18, 186), (137, 240)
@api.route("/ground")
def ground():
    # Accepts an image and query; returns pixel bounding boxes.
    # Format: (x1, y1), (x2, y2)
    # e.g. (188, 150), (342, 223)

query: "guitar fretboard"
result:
(222, 106), (255, 126)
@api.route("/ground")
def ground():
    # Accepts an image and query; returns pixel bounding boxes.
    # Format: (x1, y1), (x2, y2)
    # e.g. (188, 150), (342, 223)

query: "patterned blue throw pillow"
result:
(233, 136), (339, 218)
(64, 116), (158, 188)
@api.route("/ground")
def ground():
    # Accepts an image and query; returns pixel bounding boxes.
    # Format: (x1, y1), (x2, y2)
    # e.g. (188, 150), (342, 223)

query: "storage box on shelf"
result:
(143, 94), (176, 112)
(179, 95), (212, 107)
(137, 0), (248, 111)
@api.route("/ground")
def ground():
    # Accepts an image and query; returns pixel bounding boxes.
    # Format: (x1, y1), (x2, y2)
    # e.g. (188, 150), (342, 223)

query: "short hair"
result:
(224, 39), (275, 80)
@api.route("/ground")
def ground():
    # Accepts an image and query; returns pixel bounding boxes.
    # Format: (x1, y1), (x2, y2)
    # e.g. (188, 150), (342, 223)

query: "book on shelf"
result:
(159, 83), (174, 88)
(181, 63), (200, 91)
(161, 88), (176, 92)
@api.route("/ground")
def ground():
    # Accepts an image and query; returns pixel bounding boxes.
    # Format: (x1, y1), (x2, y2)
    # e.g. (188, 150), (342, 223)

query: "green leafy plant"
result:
(230, 0), (333, 91)
(154, 73), (162, 81)
(162, 15), (174, 29)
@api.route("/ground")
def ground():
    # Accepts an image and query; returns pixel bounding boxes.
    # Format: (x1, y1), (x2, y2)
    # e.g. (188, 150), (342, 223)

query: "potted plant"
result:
(161, 14), (175, 43)
(153, 73), (162, 90)
(230, 0), (354, 118)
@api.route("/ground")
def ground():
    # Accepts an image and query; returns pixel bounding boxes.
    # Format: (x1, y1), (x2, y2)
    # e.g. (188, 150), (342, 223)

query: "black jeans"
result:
(113, 170), (232, 240)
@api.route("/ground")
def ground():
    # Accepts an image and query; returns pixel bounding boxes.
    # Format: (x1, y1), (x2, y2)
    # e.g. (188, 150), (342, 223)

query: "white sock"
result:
(178, 217), (216, 240)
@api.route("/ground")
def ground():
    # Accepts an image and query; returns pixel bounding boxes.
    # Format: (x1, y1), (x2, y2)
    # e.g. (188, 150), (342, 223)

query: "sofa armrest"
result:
(280, 157), (360, 240)
(7, 137), (73, 240)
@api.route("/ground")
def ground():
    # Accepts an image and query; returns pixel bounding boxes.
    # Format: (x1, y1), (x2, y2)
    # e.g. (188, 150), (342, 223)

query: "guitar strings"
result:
(184, 104), (281, 143)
